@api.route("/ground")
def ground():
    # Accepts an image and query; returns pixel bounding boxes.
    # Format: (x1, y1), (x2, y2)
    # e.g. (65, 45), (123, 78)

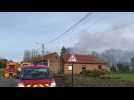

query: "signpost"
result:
(68, 54), (77, 87)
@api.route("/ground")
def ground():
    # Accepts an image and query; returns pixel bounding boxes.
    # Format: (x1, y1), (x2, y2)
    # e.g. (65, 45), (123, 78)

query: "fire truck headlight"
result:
(18, 68), (22, 72)
(50, 81), (56, 87)
(17, 83), (24, 87)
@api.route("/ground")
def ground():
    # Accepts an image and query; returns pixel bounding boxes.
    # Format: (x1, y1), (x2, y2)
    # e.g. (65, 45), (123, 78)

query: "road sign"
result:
(68, 54), (77, 63)
(68, 66), (72, 70)
(68, 54), (77, 87)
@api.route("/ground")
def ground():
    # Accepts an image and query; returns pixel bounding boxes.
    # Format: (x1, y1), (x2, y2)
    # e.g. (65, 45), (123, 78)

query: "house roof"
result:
(44, 52), (59, 57)
(64, 53), (107, 64)
(23, 65), (48, 69)
(36, 52), (59, 60)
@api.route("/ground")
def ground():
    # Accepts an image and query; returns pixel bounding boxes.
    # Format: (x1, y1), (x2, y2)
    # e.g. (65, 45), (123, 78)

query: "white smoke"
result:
(73, 24), (134, 54)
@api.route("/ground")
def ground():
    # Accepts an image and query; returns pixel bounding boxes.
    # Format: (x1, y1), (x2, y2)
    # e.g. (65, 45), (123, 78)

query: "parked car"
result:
(16, 65), (56, 87)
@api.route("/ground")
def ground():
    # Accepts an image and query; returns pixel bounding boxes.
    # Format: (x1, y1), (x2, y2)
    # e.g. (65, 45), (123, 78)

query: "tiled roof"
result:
(43, 52), (59, 57)
(64, 53), (107, 64)
(34, 52), (59, 61)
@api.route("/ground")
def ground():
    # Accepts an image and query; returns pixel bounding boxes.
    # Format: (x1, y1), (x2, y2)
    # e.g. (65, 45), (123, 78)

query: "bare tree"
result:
(23, 50), (31, 62)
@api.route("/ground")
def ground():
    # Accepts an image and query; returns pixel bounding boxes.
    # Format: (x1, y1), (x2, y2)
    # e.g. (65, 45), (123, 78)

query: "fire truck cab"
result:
(4, 62), (18, 79)
(18, 62), (32, 71)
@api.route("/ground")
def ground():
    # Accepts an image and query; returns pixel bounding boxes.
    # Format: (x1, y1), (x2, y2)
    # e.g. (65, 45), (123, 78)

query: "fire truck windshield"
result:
(21, 68), (50, 80)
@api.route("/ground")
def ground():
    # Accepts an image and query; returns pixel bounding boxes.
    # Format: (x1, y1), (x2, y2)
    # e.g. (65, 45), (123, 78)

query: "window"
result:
(82, 65), (86, 70)
(82, 67), (86, 70)
(21, 68), (49, 80)
(98, 65), (102, 69)
(81, 66), (86, 74)
(68, 66), (72, 70)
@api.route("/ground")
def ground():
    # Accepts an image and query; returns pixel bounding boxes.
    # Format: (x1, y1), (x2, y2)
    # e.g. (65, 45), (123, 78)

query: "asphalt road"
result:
(0, 77), (17, 87)
(0, 75), (63, 87)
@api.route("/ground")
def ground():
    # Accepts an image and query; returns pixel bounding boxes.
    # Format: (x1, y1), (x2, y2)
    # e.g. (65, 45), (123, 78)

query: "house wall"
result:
(49, 59), (60, 74)
(34, 54), (61, 74)
(47, 55), (60, 74)
(64, 63), (109, 74)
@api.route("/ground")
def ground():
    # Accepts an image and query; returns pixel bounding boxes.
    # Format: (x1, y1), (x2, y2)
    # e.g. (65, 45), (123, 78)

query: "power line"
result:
(47, 12), (93, 44)
(83, 13), (116, 34)
(93, 21), (134, 41)
(47, 13), (104, 50)
(48, 13), (107, 47)
(84, 13), (106, 32)
(46, 13), (124, 50)
(46, 13), (134, 52)
(67, 14), (134, 52)
(48, 13), (105, 48)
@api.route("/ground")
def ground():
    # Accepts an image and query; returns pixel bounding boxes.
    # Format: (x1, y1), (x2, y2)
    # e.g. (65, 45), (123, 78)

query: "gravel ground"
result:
(0, 74), (134, 87)
(0, 77), (17, 87)
(55, 75), (134, 87)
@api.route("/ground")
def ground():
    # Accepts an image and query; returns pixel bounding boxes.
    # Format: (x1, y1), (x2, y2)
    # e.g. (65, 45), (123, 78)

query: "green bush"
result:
(100, 75), (121, 80)
(0, 63), (5, 69)
(81, 69), (108, 77)
(0, 68), (4, 77)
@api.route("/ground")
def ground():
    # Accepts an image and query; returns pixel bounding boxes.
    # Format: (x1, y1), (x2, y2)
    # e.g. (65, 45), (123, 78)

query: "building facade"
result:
(63, 53), (109, 74)
(34, 52), (61, 74)
(32, 52), (109, 74)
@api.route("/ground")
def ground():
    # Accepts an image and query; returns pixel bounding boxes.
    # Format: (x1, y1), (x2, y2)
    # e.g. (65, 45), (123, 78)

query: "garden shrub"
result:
(100, 75), (121, 80)
(81, 69), (108, 77)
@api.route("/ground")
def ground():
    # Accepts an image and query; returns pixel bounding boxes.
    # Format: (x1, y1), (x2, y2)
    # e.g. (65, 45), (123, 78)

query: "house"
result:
(32, 52), (109, 75)
(63, 53), (109, 74)
(34, 52), (61, 74)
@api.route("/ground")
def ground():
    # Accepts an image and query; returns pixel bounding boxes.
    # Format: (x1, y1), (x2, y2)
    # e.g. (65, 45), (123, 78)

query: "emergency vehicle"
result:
(3, 62), (18, 79)
(17, 65), (56, 87)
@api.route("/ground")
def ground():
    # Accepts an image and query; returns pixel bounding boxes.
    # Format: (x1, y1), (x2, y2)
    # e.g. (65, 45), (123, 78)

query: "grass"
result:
(0, 68), (3, 77)
(55, 73), (134, 87)
(101, 72), (134, 82)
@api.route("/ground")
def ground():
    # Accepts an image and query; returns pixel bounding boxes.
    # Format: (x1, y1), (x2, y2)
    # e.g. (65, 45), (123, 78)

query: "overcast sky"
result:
(0, 12), (134, 62)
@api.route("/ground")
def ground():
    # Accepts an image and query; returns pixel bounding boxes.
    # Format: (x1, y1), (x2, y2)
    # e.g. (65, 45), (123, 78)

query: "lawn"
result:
(102, 72), (134, 82)
(55, 73), (134, 87)
(55, 74), (134, 87)
(0, 68), (3, 77)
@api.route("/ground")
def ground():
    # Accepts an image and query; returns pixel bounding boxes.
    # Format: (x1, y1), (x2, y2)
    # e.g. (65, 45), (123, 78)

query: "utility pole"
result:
(68, 54), (77, 87)
(42, 43), (45, 65)
(35, 42), (45, 65)
(72, 62), (74, 87)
